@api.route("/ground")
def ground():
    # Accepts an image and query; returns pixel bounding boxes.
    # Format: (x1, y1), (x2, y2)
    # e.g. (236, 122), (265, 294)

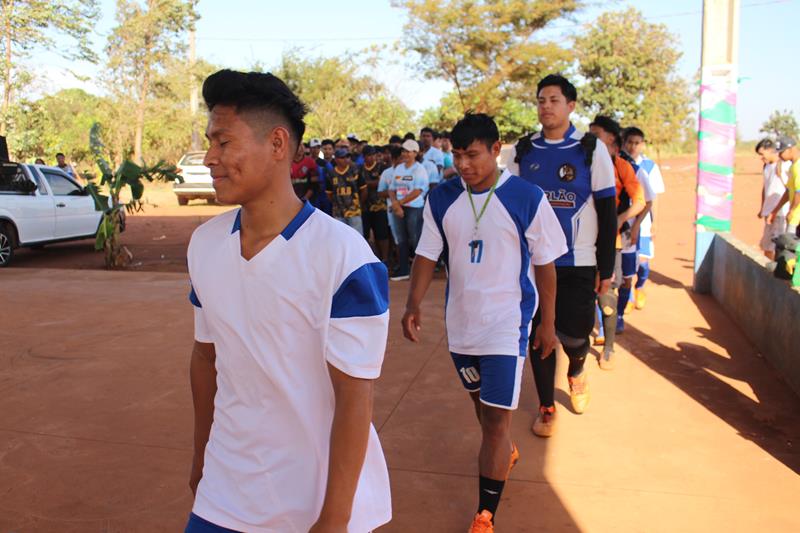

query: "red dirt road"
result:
(1, 155), (799, 532)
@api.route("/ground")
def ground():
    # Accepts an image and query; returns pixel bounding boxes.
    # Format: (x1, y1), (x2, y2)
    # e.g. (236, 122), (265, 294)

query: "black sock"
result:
(478, 475), (506, 520)
(567, 355), (587, 378)
(530, 345), (556, 407)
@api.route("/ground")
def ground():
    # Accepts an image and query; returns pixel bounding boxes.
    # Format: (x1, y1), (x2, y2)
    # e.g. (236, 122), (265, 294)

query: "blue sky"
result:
(29, 0), (800, 140)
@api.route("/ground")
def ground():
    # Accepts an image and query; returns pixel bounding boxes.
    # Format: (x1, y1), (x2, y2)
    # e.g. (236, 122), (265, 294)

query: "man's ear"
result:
(269, 126), (292, 161)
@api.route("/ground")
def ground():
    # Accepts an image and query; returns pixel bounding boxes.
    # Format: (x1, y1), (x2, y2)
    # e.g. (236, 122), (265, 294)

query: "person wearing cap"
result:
(308, 138), (322, 159)
(755, 138), (790, 258)
(326, 147), (367, 233)
(347, 134), (365, 166)
(388, 139), (429, 280)
(773, 136), (800, 236)
(361, 145), (390, 263)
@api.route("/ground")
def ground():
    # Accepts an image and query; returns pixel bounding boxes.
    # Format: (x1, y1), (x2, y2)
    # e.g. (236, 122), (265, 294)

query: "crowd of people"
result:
(186, 69), (668, 533)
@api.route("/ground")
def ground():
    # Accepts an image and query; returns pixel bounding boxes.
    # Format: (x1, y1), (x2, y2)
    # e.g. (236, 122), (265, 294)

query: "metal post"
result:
(693, 0), (740, 292)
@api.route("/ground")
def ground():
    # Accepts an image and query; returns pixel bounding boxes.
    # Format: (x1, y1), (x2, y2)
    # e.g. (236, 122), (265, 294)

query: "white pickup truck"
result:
(0, 162), (110, 267)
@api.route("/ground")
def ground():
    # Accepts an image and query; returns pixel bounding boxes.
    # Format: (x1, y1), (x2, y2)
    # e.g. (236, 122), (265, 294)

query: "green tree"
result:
(0, 0), (99, 134)
(574, 7), (693, 154)
(274, 51), (415, 143)
(760, 110), (799, 139)
(105, 0), (198, 163)
(393, 0), (582, 115)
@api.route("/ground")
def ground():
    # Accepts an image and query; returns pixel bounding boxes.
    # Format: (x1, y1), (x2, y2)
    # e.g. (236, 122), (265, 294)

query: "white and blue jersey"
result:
(187, 201), (391, 532)
(508, 124), (616, 268)
(423, 146), (445, 183)
(415, 169), (567, 357)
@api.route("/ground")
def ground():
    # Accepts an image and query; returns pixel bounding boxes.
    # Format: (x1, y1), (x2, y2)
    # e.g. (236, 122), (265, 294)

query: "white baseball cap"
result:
(401, 139), (420, 152)
(309, 138), (321, 147)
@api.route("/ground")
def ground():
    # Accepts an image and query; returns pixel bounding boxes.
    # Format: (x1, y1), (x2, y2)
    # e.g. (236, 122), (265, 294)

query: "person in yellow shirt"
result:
(773, 136), (800, 236)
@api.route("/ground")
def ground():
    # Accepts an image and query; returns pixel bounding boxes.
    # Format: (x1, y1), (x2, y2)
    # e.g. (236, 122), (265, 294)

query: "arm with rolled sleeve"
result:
(314, 260), (389, 529)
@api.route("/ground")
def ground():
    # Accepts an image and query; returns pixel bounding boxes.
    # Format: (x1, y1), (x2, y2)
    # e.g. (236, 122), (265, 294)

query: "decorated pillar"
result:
(694, 0), (740, 292)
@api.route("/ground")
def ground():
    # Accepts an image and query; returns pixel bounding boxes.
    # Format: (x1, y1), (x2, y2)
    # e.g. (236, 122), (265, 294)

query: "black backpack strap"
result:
(579, 132), (598, 168)
(514, 133), (535, 164)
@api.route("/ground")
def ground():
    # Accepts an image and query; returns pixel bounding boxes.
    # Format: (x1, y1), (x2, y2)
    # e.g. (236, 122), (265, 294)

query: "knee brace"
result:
(557, 333), (591, 359)
(597, 293), (617, 317)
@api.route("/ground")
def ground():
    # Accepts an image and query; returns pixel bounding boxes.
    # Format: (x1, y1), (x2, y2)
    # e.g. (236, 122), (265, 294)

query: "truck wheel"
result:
(0, 224), (14, 267)
(177, 196), (189, 206)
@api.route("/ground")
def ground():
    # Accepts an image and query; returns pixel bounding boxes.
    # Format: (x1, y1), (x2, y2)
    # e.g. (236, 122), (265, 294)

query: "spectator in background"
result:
(755, 138), (789, 259)
(308, 138), (322, 160)
(320, 139), (335, 165)
(774, 136), (800, 236)
(441, 131), (457, 179)
(34, 158), (46, 165)
(347, 134), (365, 165)
(55, 153), (76, 179)
(379, 144), (403, 257)
(403, 132), (416, 141)
(361, 145), (390, 264)
(420, 126), (444, 185)
(388, 139), (428, 280)
(326, 148), (366, 233)
(389, 135), (403, 146)
(290, 142), (319, 202)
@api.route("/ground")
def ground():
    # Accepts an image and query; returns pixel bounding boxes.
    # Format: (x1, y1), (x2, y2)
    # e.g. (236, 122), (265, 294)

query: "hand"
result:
(767, 212), (776, 224)
(532, 321), (557, 358)
(595, 273), (611, 295)
(402, 307), (422, 342)
(393, 204), (404, 218)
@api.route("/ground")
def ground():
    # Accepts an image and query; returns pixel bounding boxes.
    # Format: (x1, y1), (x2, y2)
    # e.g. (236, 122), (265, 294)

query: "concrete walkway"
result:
(0, 258), (798, 532)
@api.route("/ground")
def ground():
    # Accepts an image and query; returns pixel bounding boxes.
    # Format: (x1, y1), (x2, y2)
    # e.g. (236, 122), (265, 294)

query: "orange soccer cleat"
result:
(468, 510), (494, 533)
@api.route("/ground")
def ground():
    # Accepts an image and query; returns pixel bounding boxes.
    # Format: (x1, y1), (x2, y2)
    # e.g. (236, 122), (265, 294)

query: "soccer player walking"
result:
(509, 75), (617, 434)
(186, 70), (391, 532)
(402, 114), (566, 532)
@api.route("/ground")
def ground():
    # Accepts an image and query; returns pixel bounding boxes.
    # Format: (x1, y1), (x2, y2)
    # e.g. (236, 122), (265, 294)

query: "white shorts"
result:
(760, 216), (787, 252)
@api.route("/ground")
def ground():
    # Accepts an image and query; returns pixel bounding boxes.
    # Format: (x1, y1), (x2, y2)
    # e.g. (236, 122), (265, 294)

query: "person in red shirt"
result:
(291, 142), (319, 201)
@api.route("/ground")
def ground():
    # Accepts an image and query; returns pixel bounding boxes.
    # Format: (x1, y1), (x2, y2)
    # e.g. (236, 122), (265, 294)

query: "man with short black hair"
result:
(361, 145), (390, 262)
(327, 148), (367, 233)
(774, 136), (800, 236)
(420, 126), (445, 185)
(55, 152), (76, 178)
(509, 74), (617, 435)
(403, 113), (565, 532)
(755, 138), (789, 258)
(187, 69), (390, 533)
(622, 126), (665, 310)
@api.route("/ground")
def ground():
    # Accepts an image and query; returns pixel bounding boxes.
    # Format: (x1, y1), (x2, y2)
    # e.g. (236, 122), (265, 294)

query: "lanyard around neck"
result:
(466, 170), (500, 230)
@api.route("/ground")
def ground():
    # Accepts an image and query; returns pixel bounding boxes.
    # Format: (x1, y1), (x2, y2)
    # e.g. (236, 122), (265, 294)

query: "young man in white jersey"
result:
(509, 75), (617, 434)
(755, 138), (789, 258)
(186, 69), (391, 533)
(402, 114), (566, 532)
(622, 127), (665, 310)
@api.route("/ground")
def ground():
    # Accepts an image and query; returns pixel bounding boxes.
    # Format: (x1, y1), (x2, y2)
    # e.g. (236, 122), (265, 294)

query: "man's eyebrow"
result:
(205, 128), (228, 140)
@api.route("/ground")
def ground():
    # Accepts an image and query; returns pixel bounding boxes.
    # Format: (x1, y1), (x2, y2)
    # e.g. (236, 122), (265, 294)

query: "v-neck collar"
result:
(231, 201), (315, 264)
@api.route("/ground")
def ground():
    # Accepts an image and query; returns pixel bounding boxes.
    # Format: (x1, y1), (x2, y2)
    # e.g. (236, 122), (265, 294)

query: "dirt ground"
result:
(2, 153), (799, 532)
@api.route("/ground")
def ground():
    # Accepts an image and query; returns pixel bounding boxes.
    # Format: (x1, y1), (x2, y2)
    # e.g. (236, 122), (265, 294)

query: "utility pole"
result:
(189, 28), (201, 151)
(693, 0), (740, 292)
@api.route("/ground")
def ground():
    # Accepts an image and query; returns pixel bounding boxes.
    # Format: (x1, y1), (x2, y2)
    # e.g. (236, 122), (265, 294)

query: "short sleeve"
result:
(506, 146), (520, 176)
(620, 160), (643, 204)
(525, 196), (567, 265)
(189, 283), (214, 343)
(378, 169), (391, 192)
(357, 169), (367, 188)
(590, 142), (616, 199)
(414, 165), (429, 191)
(637, 168), (656, 202)
(327, 262), (389, 379)
(415, 199), (444, 261)
(647, 163), (665, 194)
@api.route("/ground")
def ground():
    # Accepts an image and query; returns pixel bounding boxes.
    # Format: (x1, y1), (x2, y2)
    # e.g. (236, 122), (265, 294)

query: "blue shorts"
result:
(185, 513), (241, 533)
(621, 251), (638, 278)
(638, 236), (654, 259)
(450, 353), (524, 410)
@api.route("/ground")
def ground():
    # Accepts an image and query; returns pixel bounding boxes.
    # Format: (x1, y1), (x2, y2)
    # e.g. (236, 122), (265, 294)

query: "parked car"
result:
(173, 151), (215, 205)
(0, 162), (115, 267)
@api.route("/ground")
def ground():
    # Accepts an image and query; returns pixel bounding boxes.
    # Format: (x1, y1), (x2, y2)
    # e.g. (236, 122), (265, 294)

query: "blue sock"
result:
(636, 262), (650, 289)
(618, 287), (631, 317)
(596, 305), (605, 337)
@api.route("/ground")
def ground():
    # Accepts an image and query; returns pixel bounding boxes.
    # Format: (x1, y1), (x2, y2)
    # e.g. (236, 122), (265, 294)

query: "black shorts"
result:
(363, 209), (390, 241)
(554, 266), (597, 340)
